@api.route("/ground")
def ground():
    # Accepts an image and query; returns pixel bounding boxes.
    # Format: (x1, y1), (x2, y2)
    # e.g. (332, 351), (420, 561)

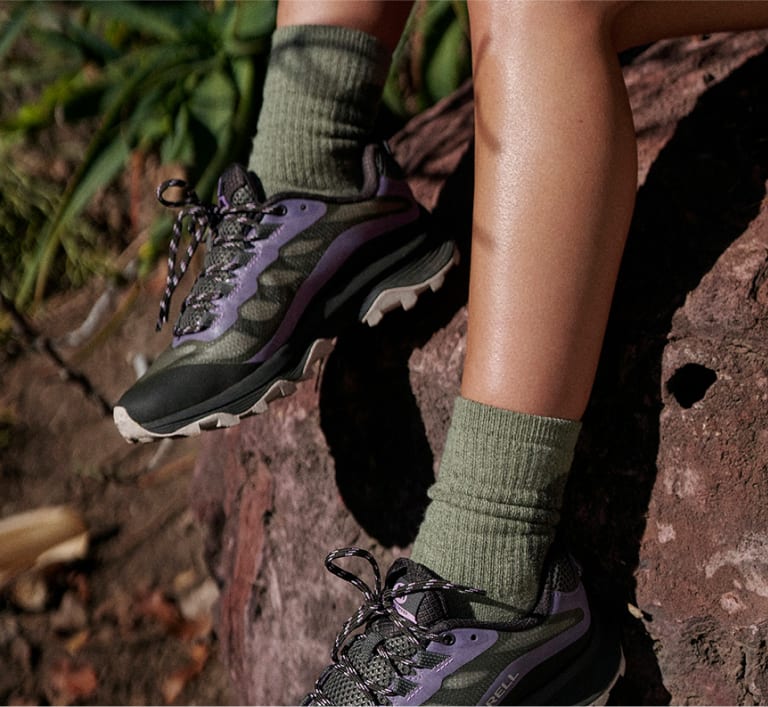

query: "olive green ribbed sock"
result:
(410, 396), (581, 620)
(249, 24), (390, 197)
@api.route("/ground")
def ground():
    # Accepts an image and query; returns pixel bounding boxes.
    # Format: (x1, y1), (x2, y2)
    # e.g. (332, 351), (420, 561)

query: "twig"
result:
(0, 293), (113, 417)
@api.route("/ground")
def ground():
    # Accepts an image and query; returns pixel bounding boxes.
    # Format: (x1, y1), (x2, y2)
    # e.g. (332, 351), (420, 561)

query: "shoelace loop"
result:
(304, 547), (483, 706)
(154, 178), (283, 333)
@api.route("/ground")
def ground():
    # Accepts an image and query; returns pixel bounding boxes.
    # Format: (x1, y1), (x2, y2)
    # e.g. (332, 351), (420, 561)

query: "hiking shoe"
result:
(114, 143), (458, 442)
(302, 547), (624, 706)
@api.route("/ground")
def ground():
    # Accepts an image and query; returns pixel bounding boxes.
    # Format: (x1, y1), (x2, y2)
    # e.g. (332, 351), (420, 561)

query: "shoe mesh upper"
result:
(305, 552), (587, 706)
(309, 559), (453, 705)
(169, 197), (411, 364)
(175, 176), (260, 334)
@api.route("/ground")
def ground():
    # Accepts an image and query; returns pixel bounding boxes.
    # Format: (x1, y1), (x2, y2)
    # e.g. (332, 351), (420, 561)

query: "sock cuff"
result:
(451, 396), (582, 451)
(250, 24), (390, 195)
(412, 397), (581, 616)
(433, 396), (581, 501)
(267, 24), (391, 89)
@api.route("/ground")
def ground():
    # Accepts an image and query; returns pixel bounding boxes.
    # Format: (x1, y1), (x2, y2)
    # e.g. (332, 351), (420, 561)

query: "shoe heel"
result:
(515, 603), (624, 707)
(359, 240), (459, 326)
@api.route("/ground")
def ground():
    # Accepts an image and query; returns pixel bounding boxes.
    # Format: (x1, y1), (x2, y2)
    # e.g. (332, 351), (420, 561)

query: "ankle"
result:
(249, 24), (390, 196)
(411, 396), (580, 617)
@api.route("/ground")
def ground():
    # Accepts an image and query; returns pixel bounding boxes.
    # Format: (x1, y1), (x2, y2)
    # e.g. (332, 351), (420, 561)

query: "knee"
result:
(468, 1), (631, 50)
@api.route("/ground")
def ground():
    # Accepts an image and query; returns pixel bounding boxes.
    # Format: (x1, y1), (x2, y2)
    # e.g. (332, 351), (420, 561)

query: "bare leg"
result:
(305, 2), (768, 700)
(409, 0), (768, 617)
(464, 1), (633, 421)
(463, 1), (768, 422)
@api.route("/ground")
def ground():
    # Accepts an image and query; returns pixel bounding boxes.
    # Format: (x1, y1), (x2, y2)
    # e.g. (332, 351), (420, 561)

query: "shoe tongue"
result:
(216, 164), (265, 208)
(386, 558), (449, 627)
(311, 559), (449, 706)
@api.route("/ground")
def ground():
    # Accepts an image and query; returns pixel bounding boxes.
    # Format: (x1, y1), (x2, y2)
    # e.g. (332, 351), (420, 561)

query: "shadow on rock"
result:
(319, 149), (474, 548)
(565, 48), (768, 705)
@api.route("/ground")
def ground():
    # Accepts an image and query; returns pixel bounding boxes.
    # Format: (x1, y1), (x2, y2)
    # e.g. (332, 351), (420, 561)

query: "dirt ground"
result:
(0, 266), (235, 704)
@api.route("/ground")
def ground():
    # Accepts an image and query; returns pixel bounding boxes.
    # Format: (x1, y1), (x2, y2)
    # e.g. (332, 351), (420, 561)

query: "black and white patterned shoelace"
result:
(154, 178), (285, 333)
(304, 547), (483, 706)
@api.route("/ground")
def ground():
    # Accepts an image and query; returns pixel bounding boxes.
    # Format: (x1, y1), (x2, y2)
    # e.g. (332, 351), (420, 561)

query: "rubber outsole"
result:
(113, 245), (459, 443)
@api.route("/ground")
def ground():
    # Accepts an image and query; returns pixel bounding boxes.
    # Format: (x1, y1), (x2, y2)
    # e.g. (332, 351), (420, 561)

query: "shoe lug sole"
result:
(113, 337), (333, 443)
(361, 244), (459, 327)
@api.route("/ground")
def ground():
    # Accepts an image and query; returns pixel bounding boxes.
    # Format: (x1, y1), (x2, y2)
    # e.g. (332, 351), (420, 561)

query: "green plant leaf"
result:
(160, 106), (194, 164)
(14, 43), (173, 306)
(1, 72), (76, 131)
(231, 0), (276, 40)
(425, 16), (470, 102)
(62, 13), (120, 63)
(186, 68), (237, 142)
(16, 133), (129, 307)
(0, 2), (33, 63)
(82, 1), (184, 42)
(4, 0), (279, 306)
(221, 0), (275, 56)
(122, 83), (172, 149)
(229, 54), (262, 160)
(139, 213), (173, 278)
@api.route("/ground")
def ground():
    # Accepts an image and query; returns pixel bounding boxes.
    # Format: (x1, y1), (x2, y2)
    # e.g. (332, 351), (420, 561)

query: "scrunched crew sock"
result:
(248, 24), (390, 197)
(410, 396), (581, 620)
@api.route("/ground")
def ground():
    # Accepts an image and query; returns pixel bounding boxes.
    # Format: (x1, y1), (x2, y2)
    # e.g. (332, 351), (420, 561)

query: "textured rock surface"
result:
(191, 33), (768, 705)
(636, 206), (768, 705)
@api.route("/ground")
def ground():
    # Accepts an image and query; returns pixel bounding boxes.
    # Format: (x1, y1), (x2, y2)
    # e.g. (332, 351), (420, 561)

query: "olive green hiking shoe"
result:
(114, 143), (457, 442)
(303, 547), (624, 706)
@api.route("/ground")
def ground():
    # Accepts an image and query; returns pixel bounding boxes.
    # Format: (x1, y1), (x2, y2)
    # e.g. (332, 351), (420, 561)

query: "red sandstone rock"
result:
(191, 32), (768, 705)
(637, 206), (768, 705)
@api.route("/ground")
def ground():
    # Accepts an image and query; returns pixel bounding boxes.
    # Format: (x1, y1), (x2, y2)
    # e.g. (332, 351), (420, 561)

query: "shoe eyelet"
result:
(299, 203), (307, 211)
(442, 633), (456, 646)
(276, 205), (288, 216)
(470, 634), (477, 641)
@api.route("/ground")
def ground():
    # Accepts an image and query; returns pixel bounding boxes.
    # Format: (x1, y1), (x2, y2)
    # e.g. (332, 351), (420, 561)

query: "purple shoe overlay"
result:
(391, 628), (500, 706)
(173, 200), (326, 346)
(390, 585), (591, 706)
(172, 176), (419, 355)
(477, 587), (591, 705)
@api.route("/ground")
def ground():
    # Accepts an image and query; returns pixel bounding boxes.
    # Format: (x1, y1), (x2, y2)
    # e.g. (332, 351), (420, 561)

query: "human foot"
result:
(303, 547), (623, 706)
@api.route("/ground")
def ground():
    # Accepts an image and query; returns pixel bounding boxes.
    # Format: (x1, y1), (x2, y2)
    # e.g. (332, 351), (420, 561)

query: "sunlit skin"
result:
(462, 1), (768, 421)
(277, 1), (768, 422)
(277, 1), (413, 53)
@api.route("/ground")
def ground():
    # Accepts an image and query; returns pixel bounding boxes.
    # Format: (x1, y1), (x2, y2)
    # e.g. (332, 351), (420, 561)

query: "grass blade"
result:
(0, 2), (33, 62)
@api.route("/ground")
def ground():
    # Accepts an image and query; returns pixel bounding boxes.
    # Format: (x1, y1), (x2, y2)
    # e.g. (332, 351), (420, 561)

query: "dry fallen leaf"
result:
(179, 578), (219, 622)
(11, 573), (48, 612)
(65, 629), (90, 656)
(0, 506), (88, 587)
(136, 589), (212, 641)
(161, 643), (210, 705)
(47, 657), (98, 705)
(93, 588), (133, 633)
(172, 568), (198, 595)
(136, 589), (183, 632)
(51, 592), (88, 633)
